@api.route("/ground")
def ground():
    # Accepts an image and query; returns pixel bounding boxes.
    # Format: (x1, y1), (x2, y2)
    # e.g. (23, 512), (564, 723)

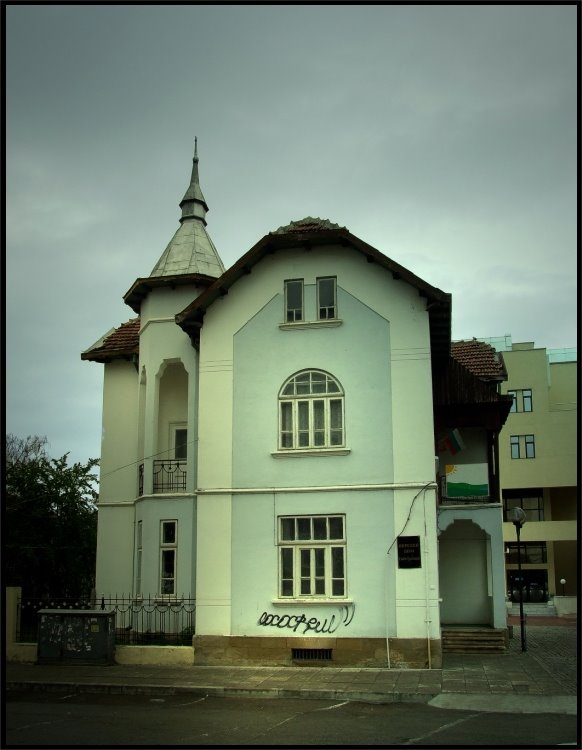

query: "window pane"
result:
(525, 435), (535, 458)
(508, 391), (516, 413)
(174, 429), (188, 459)
(161, 579), (174, 595)
(314, 548), (325, 576)
(296, 374), (310, 395)
(313, 517), (327, 540)
(300, 549), (311, 595)
(329, 516), (343, 539)
(332, 579), (345, 596)
(285, 280), (303, 322)
(326, 376), (340, 393)
(298, 401), (309, 429)
(523, 390), (533, 412)
(298, 401), (309, 446)
(331, 547), (344, 578)
(318, 278), (336, 319)
(281, 580), (293, 596)
(162, 522), (176, 545)
(300, 548), (311, 575)
(161, 549), (175, 577)
(319, 278), (335, 306)
(510, 436), (520, 459)
(281, 518), (295, 541)
(297, 518), (311, 540)
(281, 402), (293, 430)
(330, 400), (342, 428)
(330, 400), (343, 446)
(313, 400), (325, 446)
(311, 373), (327, 393)
(281, 548), (293, 577)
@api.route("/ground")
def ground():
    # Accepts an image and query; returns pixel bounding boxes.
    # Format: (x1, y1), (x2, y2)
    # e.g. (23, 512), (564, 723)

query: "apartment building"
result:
(480, 336), (577, 603)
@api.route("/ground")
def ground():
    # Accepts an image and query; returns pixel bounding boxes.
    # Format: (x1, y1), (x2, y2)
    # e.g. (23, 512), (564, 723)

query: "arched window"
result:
(279, 370), (344, 450)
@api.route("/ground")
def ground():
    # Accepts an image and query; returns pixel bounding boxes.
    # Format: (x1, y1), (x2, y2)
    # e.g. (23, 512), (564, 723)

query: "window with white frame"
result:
(279, 370), (344, 449)
(135, 520), (143, 596)
(507, 389), (533, 413)
(317, 277), (337, 319)
(160, 520), (177, 595)
(284, 279), (304, 322)
(510, 434), (536, 459)
(278, 515), (346, 598)
(171, 425), (188, 460)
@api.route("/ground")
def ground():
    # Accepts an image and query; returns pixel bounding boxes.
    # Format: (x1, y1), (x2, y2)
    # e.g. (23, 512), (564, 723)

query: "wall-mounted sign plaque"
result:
(397, 535), (421, 568)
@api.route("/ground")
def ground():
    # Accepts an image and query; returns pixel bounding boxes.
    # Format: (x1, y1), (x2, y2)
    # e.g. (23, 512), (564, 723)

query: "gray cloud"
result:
(6, 4), (577, 465)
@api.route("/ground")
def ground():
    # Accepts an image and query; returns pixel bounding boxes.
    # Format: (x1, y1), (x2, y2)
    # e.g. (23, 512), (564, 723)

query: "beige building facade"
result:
(481, 337), (577, 602)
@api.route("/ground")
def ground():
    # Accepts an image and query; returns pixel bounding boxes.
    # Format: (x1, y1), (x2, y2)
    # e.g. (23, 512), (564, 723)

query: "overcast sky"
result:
(6, 4), (578, 466)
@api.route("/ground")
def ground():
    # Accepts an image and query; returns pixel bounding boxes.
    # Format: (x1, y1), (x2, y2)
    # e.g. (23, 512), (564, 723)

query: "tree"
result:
(5, 434), (99, 599)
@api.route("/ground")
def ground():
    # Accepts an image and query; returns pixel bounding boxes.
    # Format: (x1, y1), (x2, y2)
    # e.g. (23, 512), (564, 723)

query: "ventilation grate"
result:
(292, 648), (332, 661)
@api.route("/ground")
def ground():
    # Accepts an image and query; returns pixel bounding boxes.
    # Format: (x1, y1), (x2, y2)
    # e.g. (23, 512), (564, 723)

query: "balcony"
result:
(438, 475), (499, 506)
(438, 476), (496, 506)
(138, 461), (187, 495)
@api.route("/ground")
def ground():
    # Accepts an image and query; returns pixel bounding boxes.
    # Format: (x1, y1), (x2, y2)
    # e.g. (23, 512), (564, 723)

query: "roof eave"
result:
(124, 273), (218, 314)
(175, 227), (452, 356)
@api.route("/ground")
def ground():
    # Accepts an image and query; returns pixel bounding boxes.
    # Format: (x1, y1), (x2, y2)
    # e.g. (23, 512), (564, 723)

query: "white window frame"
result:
(278, 370), (345, 450)
(284, 279), (304, 322)
(278, 515), (346, 599)
(317, 277), (337, 320)
(135, 520), (143, 597)
(160, 520), (177, 596)
(170, 424), (188, 460)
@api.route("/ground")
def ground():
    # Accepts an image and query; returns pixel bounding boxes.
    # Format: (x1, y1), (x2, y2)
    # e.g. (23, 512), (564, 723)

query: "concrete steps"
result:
(441, 627), (508, 654)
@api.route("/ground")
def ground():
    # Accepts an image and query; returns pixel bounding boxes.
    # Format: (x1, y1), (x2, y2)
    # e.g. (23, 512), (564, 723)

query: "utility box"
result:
(37, 609), (115, 665)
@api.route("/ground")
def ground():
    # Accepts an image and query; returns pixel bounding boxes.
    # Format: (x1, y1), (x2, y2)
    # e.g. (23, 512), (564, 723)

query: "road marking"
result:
(315, 701), (350, 711)
(403, 713), (480, 745)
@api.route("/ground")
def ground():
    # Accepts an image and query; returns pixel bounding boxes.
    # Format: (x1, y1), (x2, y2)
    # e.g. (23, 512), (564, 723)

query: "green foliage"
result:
(5, 434), (99, 598)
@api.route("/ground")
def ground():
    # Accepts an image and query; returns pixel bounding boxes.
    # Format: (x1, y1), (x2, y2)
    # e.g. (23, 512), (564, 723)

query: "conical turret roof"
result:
(149, 138), (225, 278)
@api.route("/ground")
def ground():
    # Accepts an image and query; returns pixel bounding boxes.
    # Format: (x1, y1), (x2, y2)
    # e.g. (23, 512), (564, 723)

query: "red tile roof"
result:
(451, 339), (506, 381)
(81, 318), (140, 362)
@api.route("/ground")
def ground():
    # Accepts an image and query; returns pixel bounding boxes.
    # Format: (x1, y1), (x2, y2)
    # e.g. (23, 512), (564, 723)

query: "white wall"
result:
(195, 244), (439, 639)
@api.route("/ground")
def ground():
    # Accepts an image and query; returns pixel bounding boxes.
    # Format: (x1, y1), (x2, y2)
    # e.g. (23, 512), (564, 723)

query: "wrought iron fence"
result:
(16, 595), (196, 646)
(153, 460), (187, 493)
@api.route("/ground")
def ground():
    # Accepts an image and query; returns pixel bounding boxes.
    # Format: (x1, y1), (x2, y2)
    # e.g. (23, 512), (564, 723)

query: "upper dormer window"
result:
(284, 279), (304, 322)
(317, 277), (337, 319)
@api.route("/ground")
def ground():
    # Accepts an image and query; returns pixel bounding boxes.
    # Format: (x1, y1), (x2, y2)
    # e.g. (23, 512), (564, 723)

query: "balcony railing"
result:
(153, 460), (187, 493)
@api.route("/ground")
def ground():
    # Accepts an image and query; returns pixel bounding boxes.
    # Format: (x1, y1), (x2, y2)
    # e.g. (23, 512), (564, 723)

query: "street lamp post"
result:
(510, 507), (527, 652)
(560, 578), (566, 597)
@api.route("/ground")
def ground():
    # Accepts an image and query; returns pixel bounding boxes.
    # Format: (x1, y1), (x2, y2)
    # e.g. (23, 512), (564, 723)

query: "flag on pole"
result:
(438, 428), (465, 456)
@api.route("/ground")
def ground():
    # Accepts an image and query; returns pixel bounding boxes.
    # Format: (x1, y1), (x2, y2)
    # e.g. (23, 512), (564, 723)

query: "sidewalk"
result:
(6, 622), (577, 715)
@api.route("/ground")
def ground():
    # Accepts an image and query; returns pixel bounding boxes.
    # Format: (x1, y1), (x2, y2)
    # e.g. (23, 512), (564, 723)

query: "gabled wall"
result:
(194, 244), (441, 658)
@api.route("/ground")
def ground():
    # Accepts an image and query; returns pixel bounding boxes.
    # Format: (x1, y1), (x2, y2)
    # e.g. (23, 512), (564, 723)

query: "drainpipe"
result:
(423, 488), (432, 669)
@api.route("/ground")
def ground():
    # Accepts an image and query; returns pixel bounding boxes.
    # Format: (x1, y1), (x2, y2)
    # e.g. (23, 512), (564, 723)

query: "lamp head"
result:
(509, 507), (526, 527)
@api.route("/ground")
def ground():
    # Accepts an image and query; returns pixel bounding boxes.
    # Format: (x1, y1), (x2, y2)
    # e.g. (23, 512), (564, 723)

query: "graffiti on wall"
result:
(258, 604), (355, 635)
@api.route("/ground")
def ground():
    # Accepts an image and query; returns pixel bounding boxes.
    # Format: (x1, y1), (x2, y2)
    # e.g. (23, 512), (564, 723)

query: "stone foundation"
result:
(192, 635), (442, 669)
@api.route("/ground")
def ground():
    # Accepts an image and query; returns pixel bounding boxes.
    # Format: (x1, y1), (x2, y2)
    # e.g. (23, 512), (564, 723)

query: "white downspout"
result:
(423, 488), (432, 669)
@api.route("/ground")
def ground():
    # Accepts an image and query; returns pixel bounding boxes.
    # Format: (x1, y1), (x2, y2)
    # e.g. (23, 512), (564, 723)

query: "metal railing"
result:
(16, 595), (196, 646)
(153, 460), (187, 493)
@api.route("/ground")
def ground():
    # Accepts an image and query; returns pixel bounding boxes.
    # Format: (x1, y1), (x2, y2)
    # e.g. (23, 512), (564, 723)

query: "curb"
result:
(6, 680), (437, 705)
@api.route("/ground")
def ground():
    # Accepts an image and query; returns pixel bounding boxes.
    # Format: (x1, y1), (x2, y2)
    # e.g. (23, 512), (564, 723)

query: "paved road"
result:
(5, 692), (579, 747)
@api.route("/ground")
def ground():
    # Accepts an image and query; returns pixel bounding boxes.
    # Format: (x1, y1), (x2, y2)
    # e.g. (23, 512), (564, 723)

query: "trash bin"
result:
(37, 609), (115, 665)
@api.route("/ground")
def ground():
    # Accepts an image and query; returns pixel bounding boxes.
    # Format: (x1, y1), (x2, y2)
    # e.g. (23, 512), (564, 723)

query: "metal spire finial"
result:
(194, 136), (198, 161)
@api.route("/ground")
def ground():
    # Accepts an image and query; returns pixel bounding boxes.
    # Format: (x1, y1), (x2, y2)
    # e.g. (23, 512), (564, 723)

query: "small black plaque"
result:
(397, 536), (421, 568)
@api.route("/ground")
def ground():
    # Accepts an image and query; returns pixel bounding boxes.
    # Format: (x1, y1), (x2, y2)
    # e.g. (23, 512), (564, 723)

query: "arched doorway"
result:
(439, 520), (490, 625)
